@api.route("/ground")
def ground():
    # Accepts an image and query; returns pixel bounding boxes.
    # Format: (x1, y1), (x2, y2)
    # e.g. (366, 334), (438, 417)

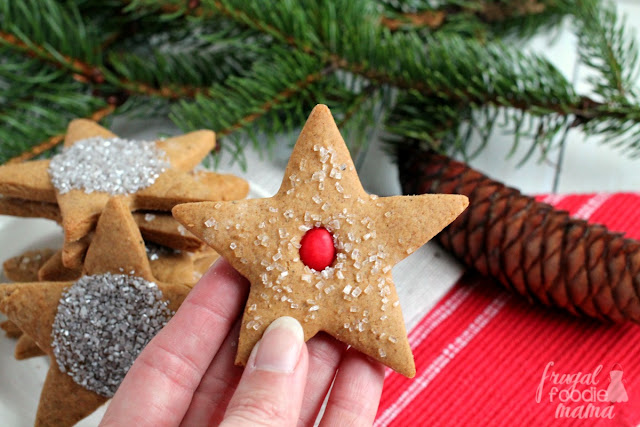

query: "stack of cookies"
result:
(0, 106), (469, 426)
(0, 120), (249, 425)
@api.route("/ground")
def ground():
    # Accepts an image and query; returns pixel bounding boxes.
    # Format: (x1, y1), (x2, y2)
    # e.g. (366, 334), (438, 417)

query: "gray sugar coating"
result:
(49, 136), (169, 195)
(51, 273), (174, 397)
(145, 242), (181, 261)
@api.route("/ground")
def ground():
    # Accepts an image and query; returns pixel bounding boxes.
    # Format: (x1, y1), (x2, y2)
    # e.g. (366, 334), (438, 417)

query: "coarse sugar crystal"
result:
(51, 273), (173, 397)
(49, 137), (169, 195)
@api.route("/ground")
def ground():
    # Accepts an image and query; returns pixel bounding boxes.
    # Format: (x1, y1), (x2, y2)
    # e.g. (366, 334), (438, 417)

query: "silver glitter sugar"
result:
(49, 136), (169, 195)
(145, 242), (181, 261)
(51, 273), (174, 397)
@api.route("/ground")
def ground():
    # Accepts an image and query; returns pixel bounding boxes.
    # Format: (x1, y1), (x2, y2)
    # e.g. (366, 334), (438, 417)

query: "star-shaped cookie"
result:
(0, 198), (192, 426)
(2, 244), (217, 363)
(173, 105), (468, 377)
(0, 119), (249, 267)
(0, 196), (206, 253)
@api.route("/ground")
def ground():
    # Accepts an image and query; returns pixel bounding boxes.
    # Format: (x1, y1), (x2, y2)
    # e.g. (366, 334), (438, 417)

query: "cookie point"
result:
(67, 118), (93, 127)
(310, 104), (331, 116)
(299, 227), (335, 271)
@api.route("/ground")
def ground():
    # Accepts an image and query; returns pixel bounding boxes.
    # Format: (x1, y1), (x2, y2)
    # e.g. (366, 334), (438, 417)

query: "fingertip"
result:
(196, 257), (248, 290)
(318, 348), (385, 427)
(250, 316), (305, 374)
(341, 347), (386, 385)
(358, 350), (387, 378)
(221, 317), (309, 426)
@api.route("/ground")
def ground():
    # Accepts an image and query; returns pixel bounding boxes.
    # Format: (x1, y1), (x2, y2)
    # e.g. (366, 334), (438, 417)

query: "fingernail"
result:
(253, 316), (304, 373)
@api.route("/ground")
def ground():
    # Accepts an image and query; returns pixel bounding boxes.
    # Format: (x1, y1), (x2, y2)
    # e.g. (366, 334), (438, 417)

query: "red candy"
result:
(299, 227), (335, 271)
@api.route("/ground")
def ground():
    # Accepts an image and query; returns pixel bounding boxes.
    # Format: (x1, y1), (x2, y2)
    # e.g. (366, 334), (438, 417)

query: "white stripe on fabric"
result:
(573, 193), (610, 220)
(540, 193), (566, 206)
(384, 284), (478, 378)
(408, 283), (477, 346)
(375, 295), (509, 427)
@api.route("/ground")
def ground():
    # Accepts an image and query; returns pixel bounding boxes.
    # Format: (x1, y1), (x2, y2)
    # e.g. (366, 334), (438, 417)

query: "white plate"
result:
(0, 217), (110, 427)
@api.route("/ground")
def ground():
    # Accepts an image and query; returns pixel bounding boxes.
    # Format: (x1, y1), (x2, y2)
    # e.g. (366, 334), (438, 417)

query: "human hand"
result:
(100, 258), (385, 426)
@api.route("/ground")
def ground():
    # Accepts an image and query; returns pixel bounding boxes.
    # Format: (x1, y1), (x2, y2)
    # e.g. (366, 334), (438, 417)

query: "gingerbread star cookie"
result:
(34, 243), (217, 285)
(0, 320), (22, 338)
(0, 197), (206, 252)
(0, 198), (192, 426)
(0, 197), (62, 222)
(3, 248), (56, 282)
(0, 119), (249, 267)
(2, 244), (217, 362)
(173, 105), (468, 377)
(2, 250), (54, 358)
(133, 212), (205, 251)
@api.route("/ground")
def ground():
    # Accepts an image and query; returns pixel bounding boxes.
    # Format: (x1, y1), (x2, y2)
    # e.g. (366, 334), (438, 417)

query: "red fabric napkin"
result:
(376, 193), (640, 426)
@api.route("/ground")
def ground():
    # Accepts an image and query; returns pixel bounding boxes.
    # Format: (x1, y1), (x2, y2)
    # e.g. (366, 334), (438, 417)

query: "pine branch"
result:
(569, 0), (640, 155)
(1, 23), (195, 101)
(216, 66), (335, 137)
(107, 26), (263, 99)
(0, 29), (216, 103)
(386, 89), (603, 165)
(379, 0), (555, 33)
(152, 0), (633, 133)
(0, 30), (103, 83)
(386, 93), (469, 151)
(1, 0), (639, 168)
(336, 84), (379, 129)
(381, 10), (446, 31)
(377, 0), (572, 42)
(333, 83), (391, 162)
(124, 0), (204, 19)
(573, 0), (639, 100)
(108, 13), (266, 96)
(170, 48), (334, 165)
(1, 1), (249, 102)
(0, 50), (109, 164)
(6, 105), (116, 164)
(0, 1), (104, 79)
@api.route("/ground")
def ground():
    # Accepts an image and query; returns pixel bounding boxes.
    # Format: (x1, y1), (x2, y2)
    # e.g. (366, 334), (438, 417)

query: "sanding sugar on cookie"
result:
(0, 118), (250, 269)
(173, 104), (469, 378)
(0, 198), (192, 426)
(48, 137), (169, 195)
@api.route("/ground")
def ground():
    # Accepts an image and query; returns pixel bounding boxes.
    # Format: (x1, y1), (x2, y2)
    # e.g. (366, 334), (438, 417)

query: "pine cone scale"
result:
(540, 224), (563, 306)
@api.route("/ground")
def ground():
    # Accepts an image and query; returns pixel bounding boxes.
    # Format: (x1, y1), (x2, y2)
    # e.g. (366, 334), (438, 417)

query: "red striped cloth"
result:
(376, 193), (640, 426)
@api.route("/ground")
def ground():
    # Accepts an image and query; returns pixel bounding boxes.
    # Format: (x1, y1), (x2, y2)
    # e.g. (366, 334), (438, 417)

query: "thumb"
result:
(221, 316), (309, 427)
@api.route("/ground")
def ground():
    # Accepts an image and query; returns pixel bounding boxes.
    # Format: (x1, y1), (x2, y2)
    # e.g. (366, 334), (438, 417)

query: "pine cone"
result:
(397, 145), (640, 323)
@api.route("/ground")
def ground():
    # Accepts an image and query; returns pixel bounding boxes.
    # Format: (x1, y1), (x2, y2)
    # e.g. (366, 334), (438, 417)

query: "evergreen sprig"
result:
(574, 0), (639, 100)
(170, 47), (330, 166)
(0, 0), (104, 72)
(0, 50), (106, 163)
(107, 19), (263, 98)
(0, 0), (638, 169)
(379, 0), (571, 40)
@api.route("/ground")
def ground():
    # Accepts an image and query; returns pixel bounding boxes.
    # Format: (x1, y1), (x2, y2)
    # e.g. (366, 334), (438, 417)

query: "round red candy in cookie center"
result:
(299, 227), (336, 271)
